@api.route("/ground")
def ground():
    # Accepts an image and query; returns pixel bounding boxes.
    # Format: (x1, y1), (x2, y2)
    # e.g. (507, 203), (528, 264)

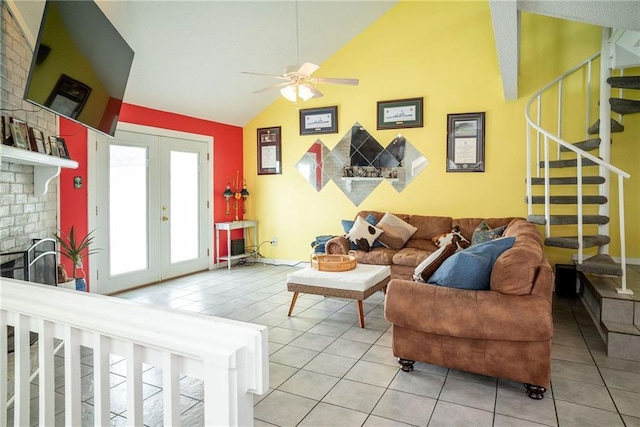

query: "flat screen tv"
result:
(24, 0), (134, 137)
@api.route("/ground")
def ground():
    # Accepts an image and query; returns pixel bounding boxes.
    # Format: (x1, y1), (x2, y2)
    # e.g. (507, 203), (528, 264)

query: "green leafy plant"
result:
(54, 226), (100, 278)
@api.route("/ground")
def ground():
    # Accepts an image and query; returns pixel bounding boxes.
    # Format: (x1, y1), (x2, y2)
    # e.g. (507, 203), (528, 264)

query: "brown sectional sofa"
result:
(326, 211), (554, 398)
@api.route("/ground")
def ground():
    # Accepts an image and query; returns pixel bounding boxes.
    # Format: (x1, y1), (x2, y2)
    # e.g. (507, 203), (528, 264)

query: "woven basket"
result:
(310, 251), (357, 272)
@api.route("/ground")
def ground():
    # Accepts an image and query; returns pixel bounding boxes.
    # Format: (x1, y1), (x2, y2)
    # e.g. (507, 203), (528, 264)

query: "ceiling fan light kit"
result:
(245, 62), (358, 103)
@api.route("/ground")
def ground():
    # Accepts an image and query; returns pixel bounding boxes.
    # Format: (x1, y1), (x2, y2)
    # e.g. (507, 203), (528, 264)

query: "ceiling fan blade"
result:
(311, 77), (359, 86)
(253, 82), (291, 94)
(242, 71), (290, 81)
(306, 84), (324, 99)
(297, 62), (320, 76)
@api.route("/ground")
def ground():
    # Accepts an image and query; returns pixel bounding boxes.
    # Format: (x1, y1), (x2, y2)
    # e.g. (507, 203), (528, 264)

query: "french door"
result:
(93, 129), (211, 294)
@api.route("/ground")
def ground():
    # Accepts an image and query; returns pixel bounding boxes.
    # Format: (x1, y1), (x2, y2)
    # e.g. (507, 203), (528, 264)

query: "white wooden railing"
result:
(525, 51), (632, 294)
(0, 278), (268, 426)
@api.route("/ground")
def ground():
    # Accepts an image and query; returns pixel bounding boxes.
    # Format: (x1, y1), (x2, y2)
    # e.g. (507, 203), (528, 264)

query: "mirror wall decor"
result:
(296, 122), (429, 205)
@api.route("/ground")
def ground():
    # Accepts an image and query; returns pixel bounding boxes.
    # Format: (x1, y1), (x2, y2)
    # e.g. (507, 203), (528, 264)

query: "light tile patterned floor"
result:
(8, 263), (640, 426)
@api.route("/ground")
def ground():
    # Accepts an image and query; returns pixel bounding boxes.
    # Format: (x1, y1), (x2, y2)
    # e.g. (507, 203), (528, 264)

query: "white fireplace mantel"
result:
(0, 144), (78, 196)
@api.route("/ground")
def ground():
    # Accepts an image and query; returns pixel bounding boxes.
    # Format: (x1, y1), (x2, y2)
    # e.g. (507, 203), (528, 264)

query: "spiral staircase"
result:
(524, 28), (639, 361)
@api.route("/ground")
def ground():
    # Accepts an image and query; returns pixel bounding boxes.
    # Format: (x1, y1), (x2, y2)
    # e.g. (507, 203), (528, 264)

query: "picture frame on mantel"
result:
(377, 97), (423, 130)
(257, 126), (282, 175)
(299, 106), (338, 135)
(446, 112), (485, 172)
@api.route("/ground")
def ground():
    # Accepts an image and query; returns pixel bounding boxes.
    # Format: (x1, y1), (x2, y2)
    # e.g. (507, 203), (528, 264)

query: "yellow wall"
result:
(243, 1), (636, 265)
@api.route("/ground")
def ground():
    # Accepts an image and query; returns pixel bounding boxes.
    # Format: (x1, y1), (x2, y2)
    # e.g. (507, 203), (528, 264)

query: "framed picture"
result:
(299, 106), (338, 135)
(257, 127), (282, 175)
(48, 135), (60, 156)
(45, 74), (91, 119)
(43, 136), (52, 155)
(377, 97), (423, 130)
(9, 119), (30, 150)
(29, 127), (47, 153)
(53, 136), (70, 159)
(446, 112), (485, 172)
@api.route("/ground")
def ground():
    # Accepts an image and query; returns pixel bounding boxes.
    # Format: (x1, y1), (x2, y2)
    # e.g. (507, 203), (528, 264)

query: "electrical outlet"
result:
(272, 237), (278, 247)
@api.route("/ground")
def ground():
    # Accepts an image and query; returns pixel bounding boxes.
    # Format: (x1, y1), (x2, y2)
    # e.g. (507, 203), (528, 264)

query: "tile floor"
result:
(8, 262), (640, 426)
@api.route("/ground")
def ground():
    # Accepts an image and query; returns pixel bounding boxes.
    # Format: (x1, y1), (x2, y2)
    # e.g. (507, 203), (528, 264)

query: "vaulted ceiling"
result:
(9, 1), (640, 127)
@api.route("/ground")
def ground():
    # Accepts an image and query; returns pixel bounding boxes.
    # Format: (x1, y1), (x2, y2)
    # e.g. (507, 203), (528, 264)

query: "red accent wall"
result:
(59, 119), (89, 286)
(59, 103), (244, 291)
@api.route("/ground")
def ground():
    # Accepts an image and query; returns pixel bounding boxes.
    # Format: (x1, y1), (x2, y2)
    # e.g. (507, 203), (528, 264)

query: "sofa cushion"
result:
(393, 247), (433, 268)
(408, 215), (453, 241)
(413, 243), (457, 282)
(428, 237), (516, 290)
(471, 221), (507, 245)
(355, 247), (396, 265)
(404, 238), (439, 252)
(491, 219), (544, 295)
(376, 212), (418, 249)
(346, 216), (383, 252)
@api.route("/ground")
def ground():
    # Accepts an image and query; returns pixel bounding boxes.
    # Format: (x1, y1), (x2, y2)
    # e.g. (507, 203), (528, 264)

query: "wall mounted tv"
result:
(24, 0), (134, 137)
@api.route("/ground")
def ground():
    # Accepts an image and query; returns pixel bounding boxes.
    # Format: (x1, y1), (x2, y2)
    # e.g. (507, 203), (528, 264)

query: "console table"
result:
(215, 220), (258, 270)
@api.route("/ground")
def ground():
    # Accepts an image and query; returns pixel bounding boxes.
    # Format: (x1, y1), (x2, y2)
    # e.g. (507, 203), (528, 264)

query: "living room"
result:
(2, 0), (640, 425)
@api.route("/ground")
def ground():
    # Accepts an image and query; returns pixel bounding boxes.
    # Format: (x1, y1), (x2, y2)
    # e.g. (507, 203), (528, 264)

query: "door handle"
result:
(162, 216), (169, 221)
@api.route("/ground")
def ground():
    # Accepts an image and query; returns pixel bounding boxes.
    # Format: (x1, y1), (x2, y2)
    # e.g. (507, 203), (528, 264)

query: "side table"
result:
(215, 220), (258, 270)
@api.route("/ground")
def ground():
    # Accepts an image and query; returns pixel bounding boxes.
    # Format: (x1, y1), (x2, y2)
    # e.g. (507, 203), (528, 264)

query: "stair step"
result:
(576, 254), (623, 276)
(610, 98), (640, 115)
(588, 118), (624, 134)
(527, 215), (609, 225)
(607, 75), (640, 90)
(539, 158), (598, 168)
(545, 235), (610, 249)
(525, 195), (607, 205)
(529, 176), (606, 185)
(559, 138), (603, 153)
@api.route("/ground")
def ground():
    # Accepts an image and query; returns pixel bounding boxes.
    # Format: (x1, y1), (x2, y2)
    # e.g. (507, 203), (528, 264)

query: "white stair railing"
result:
(0, 278), (269, 426)
(525, 52), (632, 295)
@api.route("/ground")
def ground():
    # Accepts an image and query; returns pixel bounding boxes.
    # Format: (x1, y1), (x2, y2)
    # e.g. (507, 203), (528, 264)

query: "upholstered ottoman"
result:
(286, 264), (391, 328)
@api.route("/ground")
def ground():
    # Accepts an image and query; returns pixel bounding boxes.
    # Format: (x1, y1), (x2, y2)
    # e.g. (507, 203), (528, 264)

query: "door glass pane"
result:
(170, 151), (199, 263)
(109, 145), (148, 275)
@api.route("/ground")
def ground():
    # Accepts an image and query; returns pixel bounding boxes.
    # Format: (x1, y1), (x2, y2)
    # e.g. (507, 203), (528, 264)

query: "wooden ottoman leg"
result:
(287, 292), (299, 317)
(357, 300), (365, 328)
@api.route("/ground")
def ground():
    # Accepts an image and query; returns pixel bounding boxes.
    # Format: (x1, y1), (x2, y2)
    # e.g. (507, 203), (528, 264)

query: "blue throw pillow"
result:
(427, 236), (516, 290)
(342, 214), (383, 249)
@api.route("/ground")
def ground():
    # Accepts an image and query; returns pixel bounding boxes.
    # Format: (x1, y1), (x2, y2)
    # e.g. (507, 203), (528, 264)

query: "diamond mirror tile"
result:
(296, 123), (429, 205)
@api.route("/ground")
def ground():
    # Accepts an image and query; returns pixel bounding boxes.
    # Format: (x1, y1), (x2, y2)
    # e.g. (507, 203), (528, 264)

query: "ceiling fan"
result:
(242, 1), (358, 102)
(243, 63), (359, 102)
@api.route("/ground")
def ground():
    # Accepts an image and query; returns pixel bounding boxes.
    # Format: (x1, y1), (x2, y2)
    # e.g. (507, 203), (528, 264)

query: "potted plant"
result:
(54, 226), (99, 291)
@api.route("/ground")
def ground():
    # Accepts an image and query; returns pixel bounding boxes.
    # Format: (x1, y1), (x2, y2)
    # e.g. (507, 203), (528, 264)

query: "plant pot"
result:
(75, 277), (86, 292)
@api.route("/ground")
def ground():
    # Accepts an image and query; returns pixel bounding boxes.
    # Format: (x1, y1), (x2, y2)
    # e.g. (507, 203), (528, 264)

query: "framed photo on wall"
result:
(446, 112), (485, 172)
(257, 126), (281, 175)
(377, 97), (423, 130)
(299, 106), (338, 135)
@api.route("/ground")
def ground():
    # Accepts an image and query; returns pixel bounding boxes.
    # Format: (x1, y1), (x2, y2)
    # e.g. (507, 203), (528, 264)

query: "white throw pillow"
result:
(346, 216), (384, 252)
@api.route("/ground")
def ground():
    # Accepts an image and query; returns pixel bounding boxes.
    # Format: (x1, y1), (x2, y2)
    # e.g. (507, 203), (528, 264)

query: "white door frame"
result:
(87, 122), (214, 294)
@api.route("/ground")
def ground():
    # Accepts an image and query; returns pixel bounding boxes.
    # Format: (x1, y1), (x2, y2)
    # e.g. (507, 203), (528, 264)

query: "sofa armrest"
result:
(384, 279), (552, 342)
(325, 236), (350, 255)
